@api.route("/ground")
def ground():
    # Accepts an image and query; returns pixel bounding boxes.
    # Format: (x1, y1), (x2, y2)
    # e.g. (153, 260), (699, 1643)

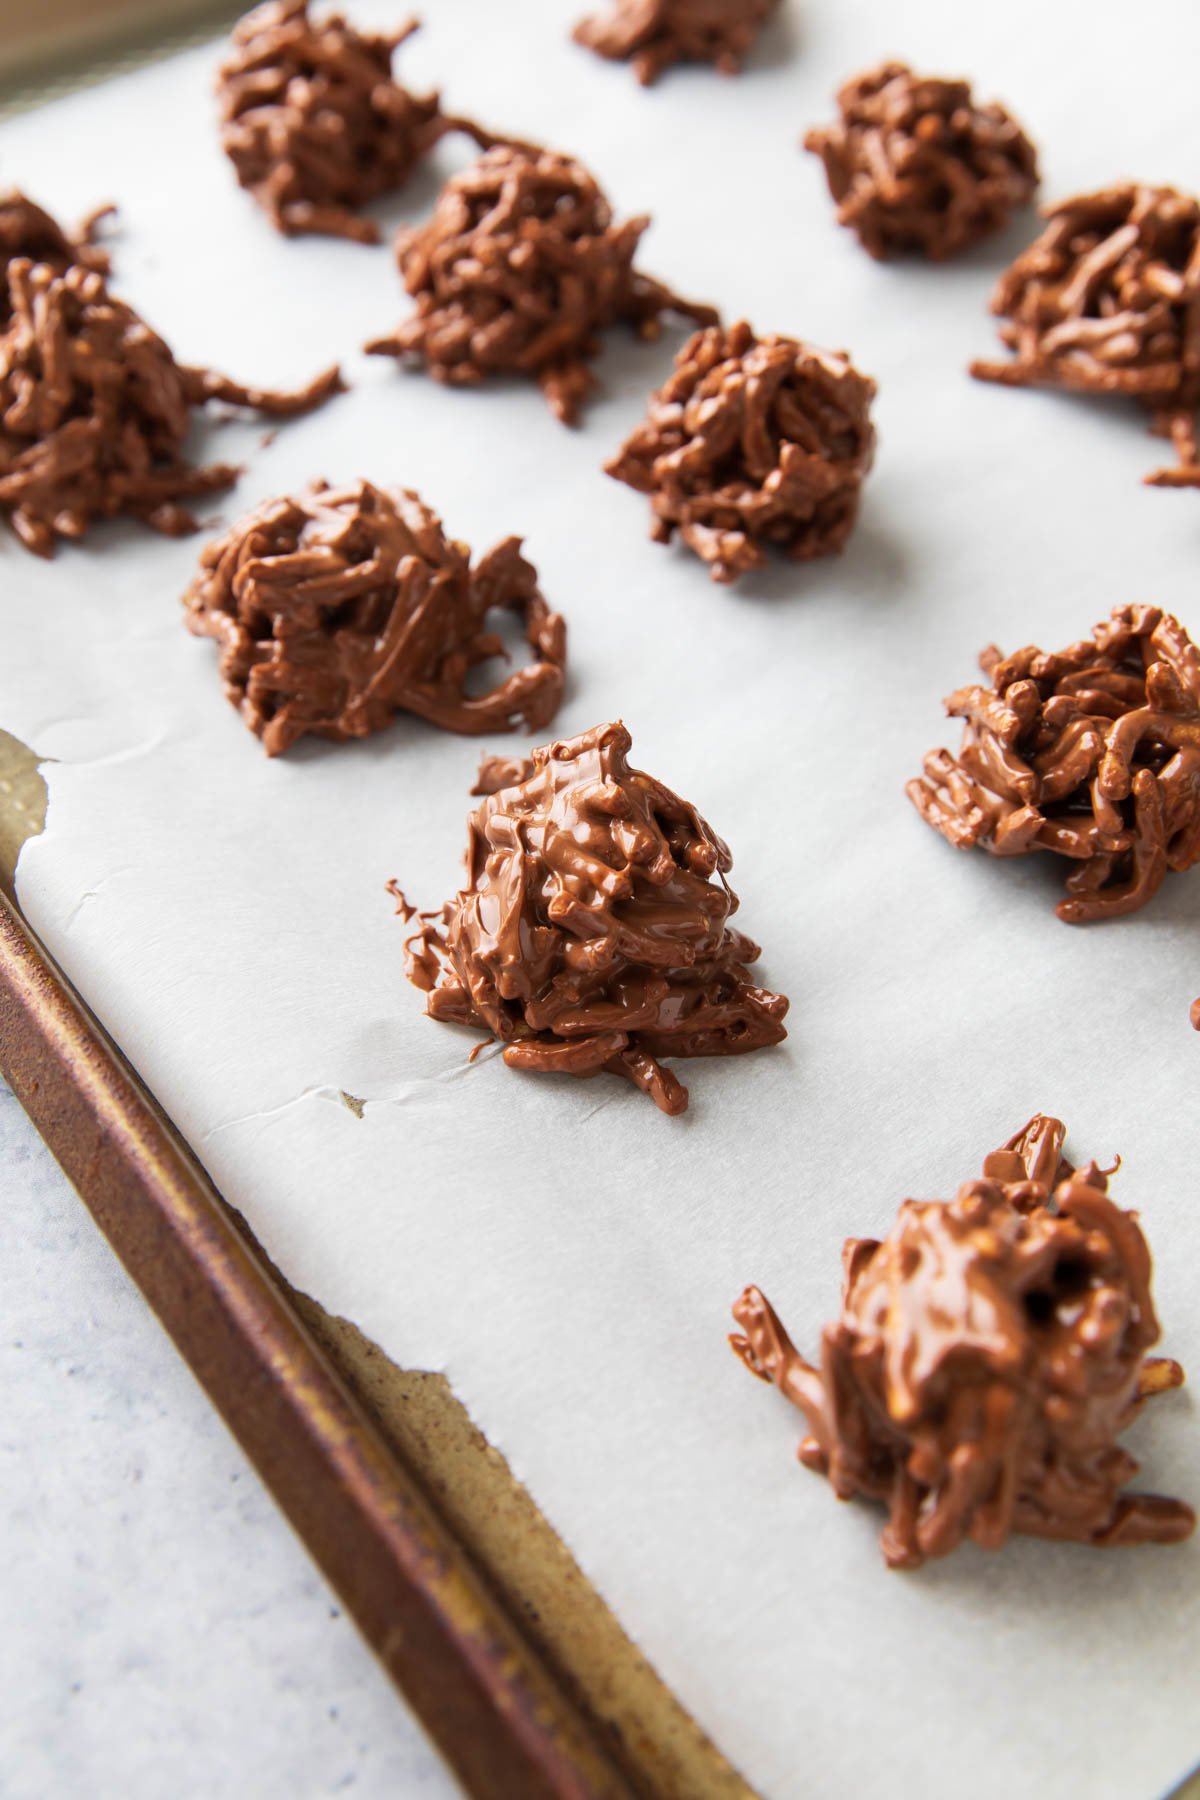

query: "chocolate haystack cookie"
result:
(804, 61), (1038, 260)
(606, 320), (875, 582)
(572, 0), (777, 86)
(218, 0), (488, 243)
(0, 259), (342, 557)
(365, 144), (718, 425)
(908, 604), (1200, 923)
(184, 479), (566, 755)
(401, 721), (788, 1114)
(0, 191), (112, 308)
(971, 184), (1200, 486)
(732, 1114), (1193, 1570)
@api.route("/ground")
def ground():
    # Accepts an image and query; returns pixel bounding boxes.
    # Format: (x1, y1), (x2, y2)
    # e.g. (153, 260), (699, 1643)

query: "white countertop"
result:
(0, 1080), (461, 1800)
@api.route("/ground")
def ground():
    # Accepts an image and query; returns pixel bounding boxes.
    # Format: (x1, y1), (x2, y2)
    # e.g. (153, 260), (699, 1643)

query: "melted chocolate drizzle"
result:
(402, 721), (788, 1113)
(366, 145), (718, 426)
(908, 603), (1200, 923)
(606, 320), (876, 582)
(804, 61), (1039, 261)
(732, 1116), (1193, 1569)
(971, 182), (1200, 487)
(0, 190), (112, 309)
(573, 0), (778, 87)
(217, 1), (489, 243)
(0, 259), (341, 557)
(184, 479), (566, 754)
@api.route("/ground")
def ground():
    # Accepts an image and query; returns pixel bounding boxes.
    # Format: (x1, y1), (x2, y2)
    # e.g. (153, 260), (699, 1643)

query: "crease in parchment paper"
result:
(201, 1044), (505, 1140)
(60, 866), (137, 933)
(3, 6), (1200, 1797)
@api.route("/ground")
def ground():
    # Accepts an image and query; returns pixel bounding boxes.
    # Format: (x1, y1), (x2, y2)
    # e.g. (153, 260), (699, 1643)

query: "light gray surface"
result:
(0, 1082), (461, 1800)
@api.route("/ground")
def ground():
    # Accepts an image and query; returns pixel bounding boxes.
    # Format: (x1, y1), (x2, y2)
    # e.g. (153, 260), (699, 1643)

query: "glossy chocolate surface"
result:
(908, 603), (1200, 922)
(573, 0), (777, 86)
(402, 722), (788, 1113)
(184, 479), (566, 754)
(805, 61), (1038, 261)
(971, 182), (1200, 486)
(217, 1), (487, 243)
(732, 1116), (1193, 1569)
(366, 145), (717, 425)
(0, 260), (341, 557)
(606, 320), (875, 582)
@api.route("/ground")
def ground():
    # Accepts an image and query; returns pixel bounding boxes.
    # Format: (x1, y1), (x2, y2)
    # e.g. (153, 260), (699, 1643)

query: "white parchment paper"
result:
(4, 4), (1200, 1794)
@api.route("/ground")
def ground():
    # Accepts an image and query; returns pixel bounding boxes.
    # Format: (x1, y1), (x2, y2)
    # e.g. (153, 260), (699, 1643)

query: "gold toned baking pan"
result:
(0, 7), (752, 1786)
(0, 1), (234, 108)
(0, 892), (615, 1798)
(0, 730), (746, 1797)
